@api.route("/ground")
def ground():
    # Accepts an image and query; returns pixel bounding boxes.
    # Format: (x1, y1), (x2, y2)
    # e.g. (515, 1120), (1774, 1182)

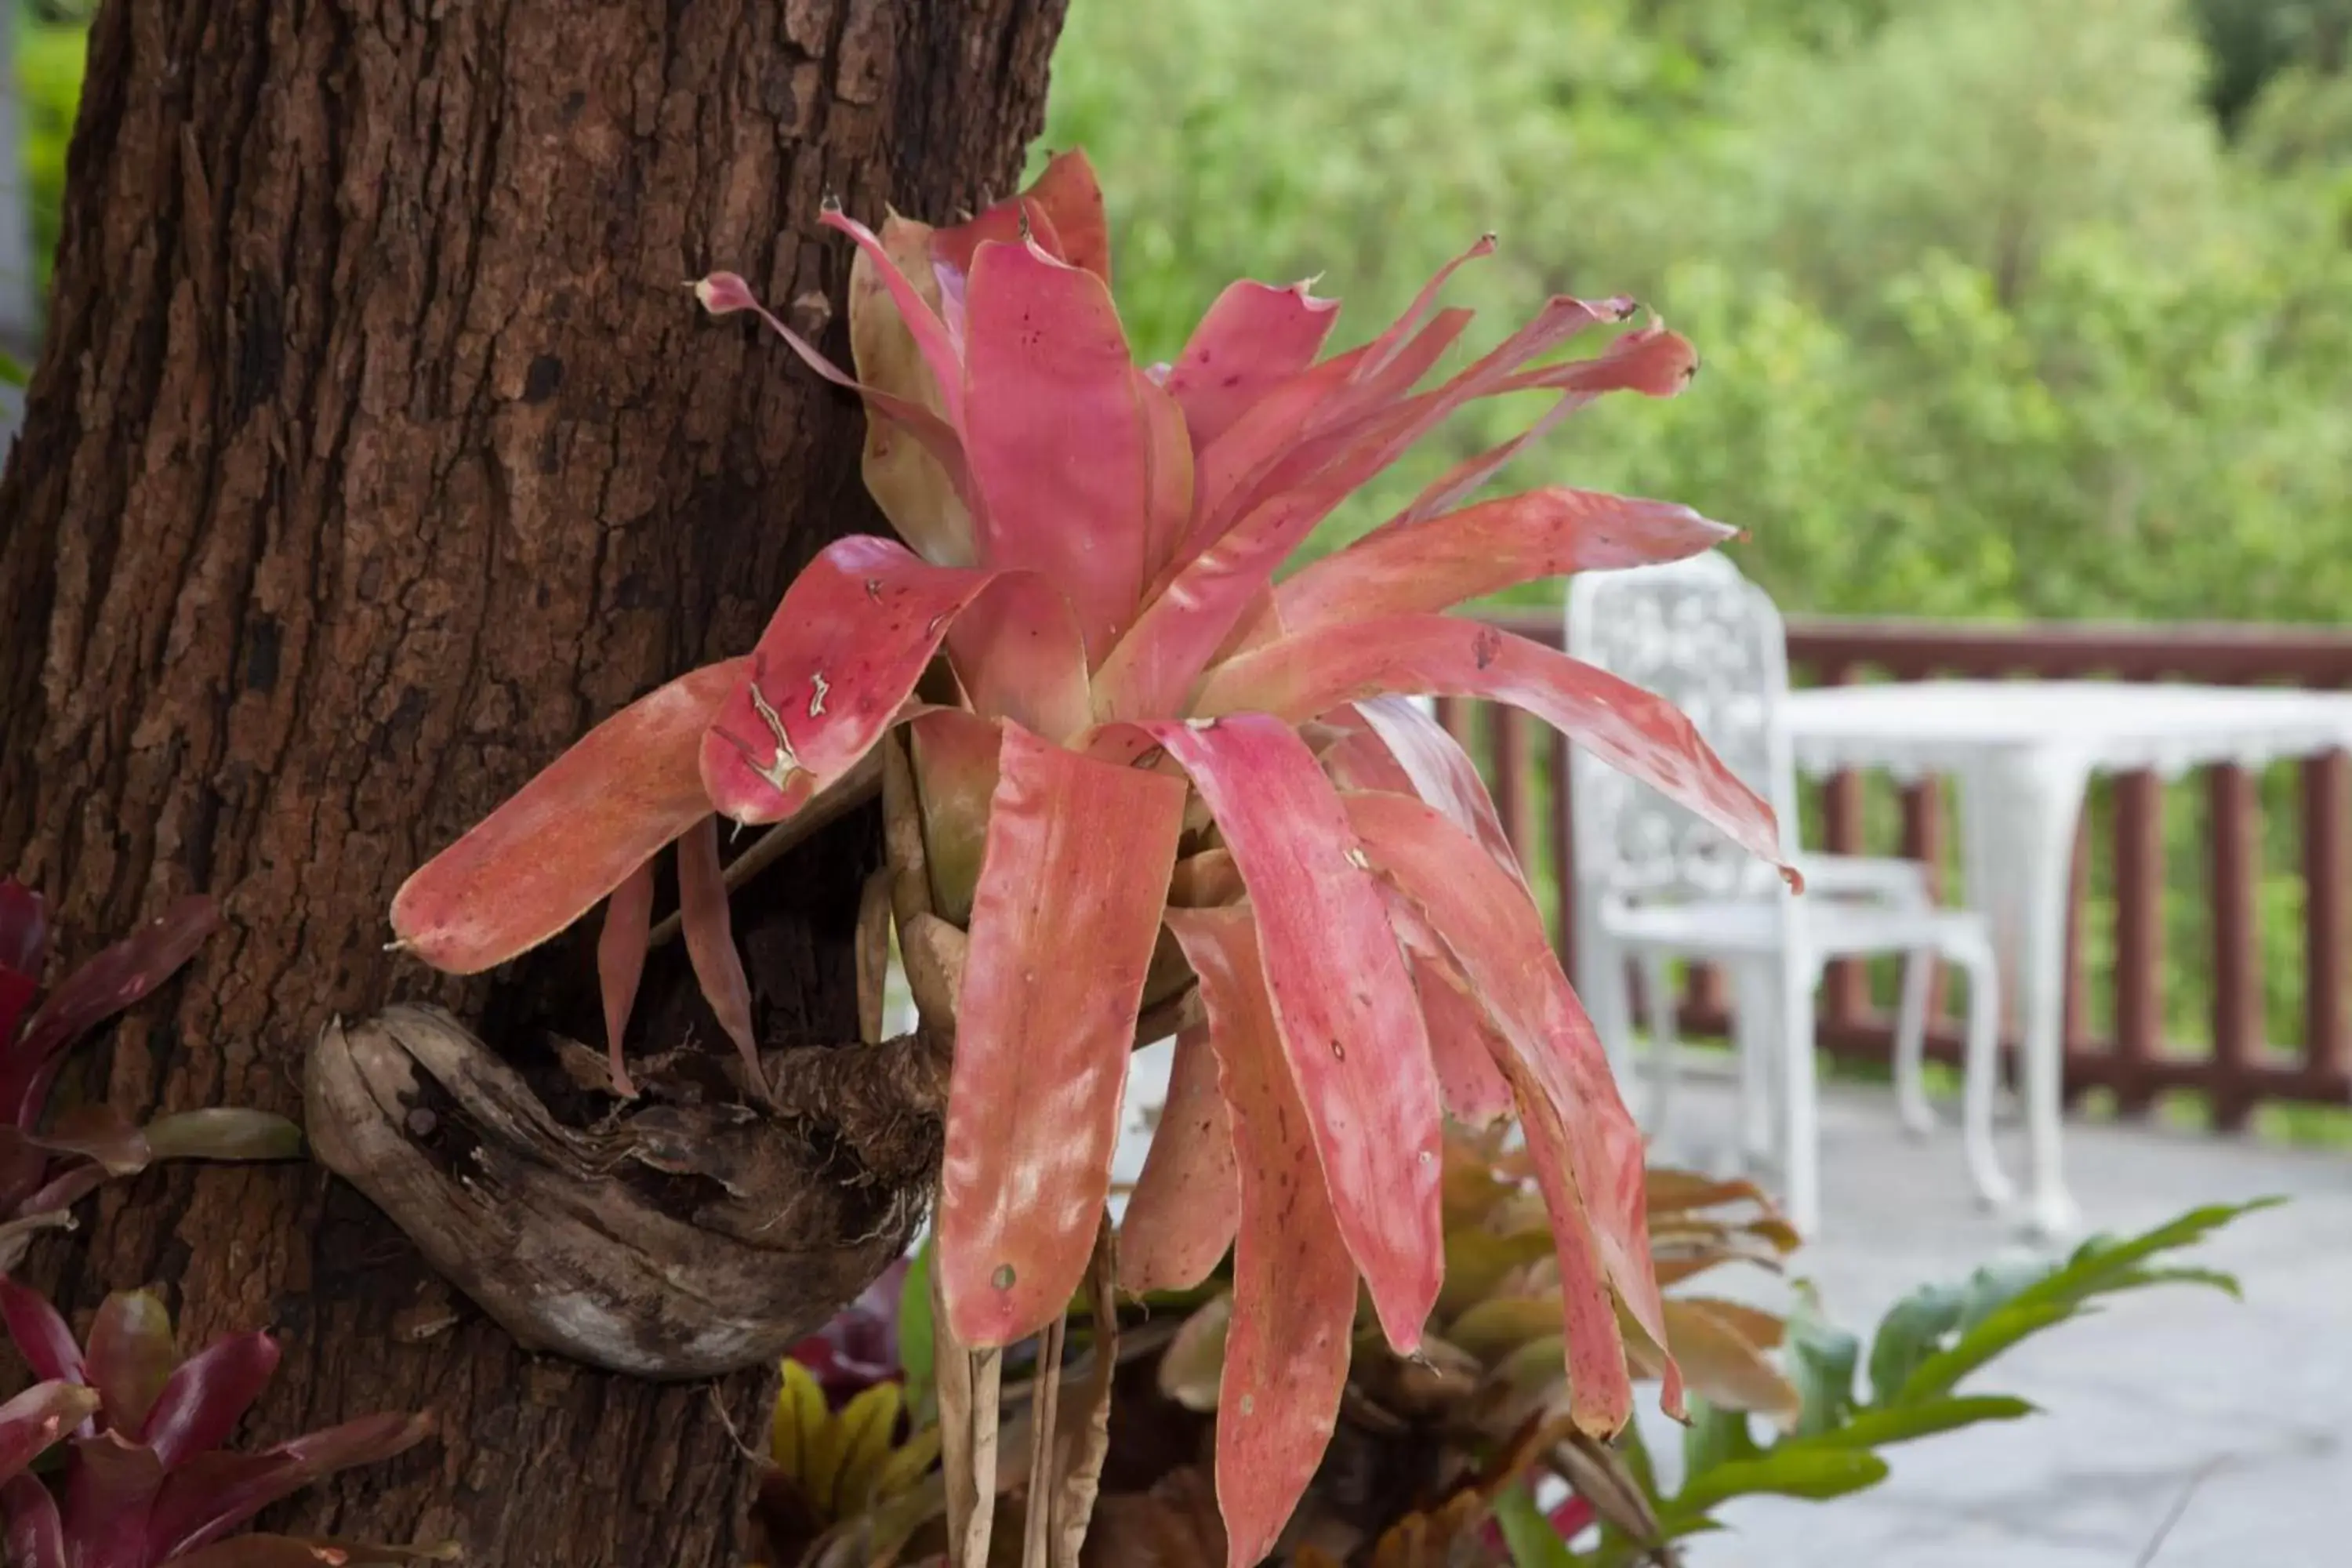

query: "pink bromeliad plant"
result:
(390, 151), (1791, 1563)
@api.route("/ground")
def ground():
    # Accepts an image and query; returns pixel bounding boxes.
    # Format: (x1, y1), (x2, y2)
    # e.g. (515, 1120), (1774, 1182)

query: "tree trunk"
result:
(0, 0), (1065, 1559)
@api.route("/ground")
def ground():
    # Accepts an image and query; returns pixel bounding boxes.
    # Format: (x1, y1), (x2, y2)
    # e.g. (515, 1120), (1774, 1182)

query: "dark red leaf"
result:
(0, 1472), (64, 1568)
(0, 1275), (86, 1385)
(63, 1428), (168, 1564)
(140, 1330), (279, 1468)
(150, 1412), (433, 1559)
(6, 895), (220, 1122)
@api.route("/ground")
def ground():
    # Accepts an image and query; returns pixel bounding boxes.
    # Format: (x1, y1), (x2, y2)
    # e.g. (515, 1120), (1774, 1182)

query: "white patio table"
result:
(1780, 680), (2352, 1237)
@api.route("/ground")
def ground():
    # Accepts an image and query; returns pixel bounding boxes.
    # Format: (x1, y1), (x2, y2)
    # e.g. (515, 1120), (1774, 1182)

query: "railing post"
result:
(2303, 751), (2349, 1080)
(2112, 771), (2165, 1116)
(1817, 661), (1870, 1029)
(2208, 763), (2263, 1131)
(1551, 729), (1577, 975)
(1490, 707), (1534, 871)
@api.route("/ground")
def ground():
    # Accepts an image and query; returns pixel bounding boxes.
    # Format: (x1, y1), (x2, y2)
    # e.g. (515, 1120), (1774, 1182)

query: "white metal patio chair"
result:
(1564, 551), (2005, 1236)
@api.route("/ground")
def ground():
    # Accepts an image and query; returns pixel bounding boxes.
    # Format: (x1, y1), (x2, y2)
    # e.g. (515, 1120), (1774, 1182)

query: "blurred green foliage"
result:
(1040, 0), (2352, 623)
(16, 5), (87, 302)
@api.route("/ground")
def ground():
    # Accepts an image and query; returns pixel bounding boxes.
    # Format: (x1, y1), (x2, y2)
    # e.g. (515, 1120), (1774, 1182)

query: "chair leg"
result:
(1638, 950), (1681, 1148)
(1776, 953), (1823, 1239)
(1893, 947), (1936, 1138)
(1958, 943), (2016, 1209)
(1729, 959), (1777, 1173)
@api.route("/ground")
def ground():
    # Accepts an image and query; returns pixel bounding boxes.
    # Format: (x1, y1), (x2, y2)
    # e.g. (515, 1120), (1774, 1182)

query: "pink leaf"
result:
(960, 238), (1154, 665)
(1118, 715), (1441, 1352)
(390, 658), (746, 975)
(820, 208), (968, 430)
(595, 857), (658, 1098)
(149, 1412), (434, 1559)
(1395, 911), (1518, 1127)
(1101, 297), (1648, 719)
(1134, 368), (1198, 586)
(1196, 615), (1789, 877)
(846, 215), (977, 569)
(1018, 150), (1113, 284)
(1117, 1022), (1240, 1295)
(1327, 698), (1526, 888)
(698, 535), (997, 826)
(0, 1274), (85, 1385)
(1347, 790), (1679, 1430)
(1275, 488), (1737, 634)
(0, 1383), (99, 1486)
(86, 1290), (175, 1435)
(0, 1473), (64, 1568)
(942, 574), (1092, 742)
(938, 724), (1187, 1347)
(1163, 907), (1356, 1568)
(140, 1330), (280, 1467)
(1162, 280), (1341, 454)
(675, 815), (762, 1087)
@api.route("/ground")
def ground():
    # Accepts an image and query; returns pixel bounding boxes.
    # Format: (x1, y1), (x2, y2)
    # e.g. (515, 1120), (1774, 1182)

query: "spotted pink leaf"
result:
(1164, 906), (1357, 1568)
(1117, 714), (1441, 1352)
(1162, 280), (1341, 454)
(938, 724), (1187, 1347)
(699, 535), (996, 826)
(961, 238), (1155, 666)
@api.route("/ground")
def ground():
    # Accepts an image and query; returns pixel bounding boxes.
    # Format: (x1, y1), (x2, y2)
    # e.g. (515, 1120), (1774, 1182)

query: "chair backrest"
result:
(1563, 550), (1795, 903)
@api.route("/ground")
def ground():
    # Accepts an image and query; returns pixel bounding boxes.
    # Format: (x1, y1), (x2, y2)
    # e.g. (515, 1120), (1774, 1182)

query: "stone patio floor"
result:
(1617, 1068), (2352, 1568)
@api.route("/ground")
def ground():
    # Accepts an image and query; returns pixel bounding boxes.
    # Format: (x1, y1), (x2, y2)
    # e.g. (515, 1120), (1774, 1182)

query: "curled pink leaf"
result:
(0, 1383), (99, 1487)
(698, 536), (996, 826)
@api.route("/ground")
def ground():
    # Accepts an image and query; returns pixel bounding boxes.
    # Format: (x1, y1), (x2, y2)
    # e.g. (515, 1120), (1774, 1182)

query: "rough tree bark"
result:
(0, 0), (1065, 1559)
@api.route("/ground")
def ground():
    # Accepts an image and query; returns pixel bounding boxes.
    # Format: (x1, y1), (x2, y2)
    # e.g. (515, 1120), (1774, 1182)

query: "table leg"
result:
(1955, 748), (2090, 1240)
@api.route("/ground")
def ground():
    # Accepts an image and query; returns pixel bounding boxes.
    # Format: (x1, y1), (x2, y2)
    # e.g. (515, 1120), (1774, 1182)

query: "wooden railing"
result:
(1450, 615), (2352, 1127)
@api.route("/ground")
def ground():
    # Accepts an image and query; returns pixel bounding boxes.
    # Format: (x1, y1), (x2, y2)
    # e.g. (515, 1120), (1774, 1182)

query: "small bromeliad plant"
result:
(0, 1276), (434, 1566)
(0, 880), (303, 1269)
(390, 150), (1795, 1561)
